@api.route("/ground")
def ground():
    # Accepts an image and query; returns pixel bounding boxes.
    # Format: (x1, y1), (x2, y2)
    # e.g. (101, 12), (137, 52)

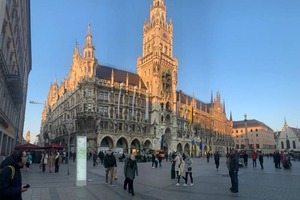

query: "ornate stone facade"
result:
(0, 0), (31, 157)
(40, 0), (233, 156)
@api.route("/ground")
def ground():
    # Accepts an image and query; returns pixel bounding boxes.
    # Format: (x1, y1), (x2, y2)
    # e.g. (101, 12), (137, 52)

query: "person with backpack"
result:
(0, 150), (29, 200)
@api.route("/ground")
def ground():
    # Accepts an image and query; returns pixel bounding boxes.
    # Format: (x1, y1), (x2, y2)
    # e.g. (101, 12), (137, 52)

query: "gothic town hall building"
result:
(40, 0), (234, 156)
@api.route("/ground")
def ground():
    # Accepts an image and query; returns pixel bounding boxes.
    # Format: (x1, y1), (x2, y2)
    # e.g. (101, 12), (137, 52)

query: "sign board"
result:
(76, 136), (87, 186)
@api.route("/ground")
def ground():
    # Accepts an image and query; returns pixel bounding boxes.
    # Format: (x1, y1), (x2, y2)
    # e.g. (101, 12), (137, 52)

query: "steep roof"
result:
(96, 65), (147, 89)
(290, 127), (300, 138)
(233, 119), (273, 131)
(176, 90), (211, 112)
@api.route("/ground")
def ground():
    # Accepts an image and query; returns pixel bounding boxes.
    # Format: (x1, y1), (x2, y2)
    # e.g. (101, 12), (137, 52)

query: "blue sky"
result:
(24, 0), (300, 142)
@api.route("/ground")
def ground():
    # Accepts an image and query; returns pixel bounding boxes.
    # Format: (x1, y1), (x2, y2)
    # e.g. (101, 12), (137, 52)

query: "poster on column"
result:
(76, 136), (87, 186)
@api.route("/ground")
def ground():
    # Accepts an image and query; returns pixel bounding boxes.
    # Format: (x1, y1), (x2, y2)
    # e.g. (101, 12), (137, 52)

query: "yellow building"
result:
(40, 0), (233, 156)
(232, 119), (275, 153)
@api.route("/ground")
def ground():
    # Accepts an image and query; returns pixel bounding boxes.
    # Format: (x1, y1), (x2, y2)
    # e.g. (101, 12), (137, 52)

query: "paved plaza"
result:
(21, 156), (300, 200)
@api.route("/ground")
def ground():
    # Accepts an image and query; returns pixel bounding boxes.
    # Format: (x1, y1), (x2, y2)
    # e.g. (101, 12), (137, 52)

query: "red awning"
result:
(43, 144), (66, 149)
(15, 143), (42, 150)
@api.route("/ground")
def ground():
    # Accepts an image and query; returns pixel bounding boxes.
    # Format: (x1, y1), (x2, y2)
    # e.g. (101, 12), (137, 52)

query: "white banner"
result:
(132, 86), (137, 117)
(117, 83), (123, 115)
(145, 91), (149, 120)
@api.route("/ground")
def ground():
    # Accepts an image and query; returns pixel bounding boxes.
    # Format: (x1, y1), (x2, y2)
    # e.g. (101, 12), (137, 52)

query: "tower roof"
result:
(96, 65), (147, 89)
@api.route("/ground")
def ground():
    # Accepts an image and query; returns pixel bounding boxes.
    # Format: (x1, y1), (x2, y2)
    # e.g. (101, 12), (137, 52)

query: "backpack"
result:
(0, 165), (15, 180)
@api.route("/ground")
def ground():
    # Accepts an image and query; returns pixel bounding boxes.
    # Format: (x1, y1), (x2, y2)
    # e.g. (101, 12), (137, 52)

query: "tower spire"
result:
(83, 24), (95, 58)
(73, 41), (79, 58)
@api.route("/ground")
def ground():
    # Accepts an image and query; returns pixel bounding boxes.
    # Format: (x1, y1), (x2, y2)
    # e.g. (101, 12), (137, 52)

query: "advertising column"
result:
(76, 136), (87, 186)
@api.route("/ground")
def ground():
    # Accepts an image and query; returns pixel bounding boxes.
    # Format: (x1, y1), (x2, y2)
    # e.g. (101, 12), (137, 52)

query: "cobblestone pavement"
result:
(21, 156), (300, 200)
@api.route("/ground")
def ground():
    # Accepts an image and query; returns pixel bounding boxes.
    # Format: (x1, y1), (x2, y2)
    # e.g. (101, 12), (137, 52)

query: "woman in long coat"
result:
(48, 152), (54, 173)
(174, 153), (185, 186)
(124, 154), (138, 196)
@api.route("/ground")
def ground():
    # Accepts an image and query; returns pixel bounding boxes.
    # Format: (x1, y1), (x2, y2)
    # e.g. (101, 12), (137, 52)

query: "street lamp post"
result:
(64, 119), (73, 175)
(244, 114), (249, 150)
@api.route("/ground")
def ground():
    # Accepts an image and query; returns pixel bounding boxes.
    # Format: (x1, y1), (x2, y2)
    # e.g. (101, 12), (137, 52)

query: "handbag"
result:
(188, 167), (192, 171)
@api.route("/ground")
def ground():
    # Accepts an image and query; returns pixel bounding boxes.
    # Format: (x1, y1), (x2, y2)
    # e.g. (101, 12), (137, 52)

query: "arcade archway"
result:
(130, 138), (141, 154)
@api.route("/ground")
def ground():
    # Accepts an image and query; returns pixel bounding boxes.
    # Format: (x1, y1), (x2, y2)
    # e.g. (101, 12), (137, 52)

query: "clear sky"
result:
(24, 0), (300, 143)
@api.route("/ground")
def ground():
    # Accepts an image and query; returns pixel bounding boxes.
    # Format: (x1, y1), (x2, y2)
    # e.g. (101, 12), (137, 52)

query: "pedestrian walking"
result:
(206, 152), (210, 163)
(158, 154), (162, 167)
(48, 152), (54, 173)
(93, 151), (98, 167)
(124, 154), (138, 196)
(40, 152), (48, 172)
(165, 152), (169, 162)
(174, 153), (185, 186)
(104, 149), (117, 186)
(25, 152), (32, 171)
(183, 155), (193, 186)
(243, 152), (248, 166)
(259, 151), (264, 170)
(151, 153), (155, 168)
(99, 151), (104, 165)
(214, 151), (220, 170)
(72, 152), (76, 162)
(252, 151), (257, 168)
(229, 149), (239, 193)
(54, 151), (61, 173)
(89, 151), (92, 160)
(273, 150), (281, 168)
(0, 150), (29, 200)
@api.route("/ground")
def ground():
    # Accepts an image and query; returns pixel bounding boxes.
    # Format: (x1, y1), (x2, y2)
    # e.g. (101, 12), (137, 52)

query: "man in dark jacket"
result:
(229, 149), (239, 193)
(99, 151), (104, 165)
(103, 149), (117, 186)
(214, 151), (220, 170)
(0, 150), (29, 200)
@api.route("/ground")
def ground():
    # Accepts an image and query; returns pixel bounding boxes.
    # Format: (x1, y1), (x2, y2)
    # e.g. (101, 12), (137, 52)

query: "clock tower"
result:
(137, 0), (178, 151)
